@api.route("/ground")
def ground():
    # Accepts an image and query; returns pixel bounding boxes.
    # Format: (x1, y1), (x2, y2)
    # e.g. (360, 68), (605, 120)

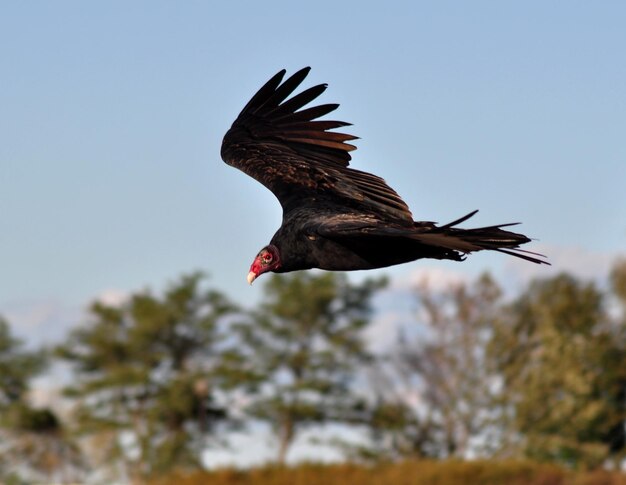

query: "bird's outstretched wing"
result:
(221, 67), (413, 223)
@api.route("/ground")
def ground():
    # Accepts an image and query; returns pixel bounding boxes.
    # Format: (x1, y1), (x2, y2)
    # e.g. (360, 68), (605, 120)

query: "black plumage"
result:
(221, 67), (548, 283)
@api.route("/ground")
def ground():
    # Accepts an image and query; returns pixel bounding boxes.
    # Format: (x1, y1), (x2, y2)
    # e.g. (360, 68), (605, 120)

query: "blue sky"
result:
(2, 1), (625, 338)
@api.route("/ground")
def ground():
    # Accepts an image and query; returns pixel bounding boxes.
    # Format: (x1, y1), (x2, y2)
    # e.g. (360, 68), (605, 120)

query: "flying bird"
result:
(221, 67), (548, 284)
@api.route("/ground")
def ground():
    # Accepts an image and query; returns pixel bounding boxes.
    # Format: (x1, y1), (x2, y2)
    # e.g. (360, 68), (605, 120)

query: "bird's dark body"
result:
(269, 207), (469, 273)
(221, 67), (548, 280)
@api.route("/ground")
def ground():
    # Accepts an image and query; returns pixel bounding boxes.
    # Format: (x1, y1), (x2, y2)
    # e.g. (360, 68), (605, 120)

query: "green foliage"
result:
(228, 271), (386, 463)
(0, 317), (46, 407)
(1, 403), (85, 483)
(348, 399), (430, 462)
(364, 266), (626, 469)
(610, 259), (626, 304)
(6, 403), (59, 433)
(56, 272), (237, 478)
(490, 272), (626, 469)
(0, 317), (84, 482)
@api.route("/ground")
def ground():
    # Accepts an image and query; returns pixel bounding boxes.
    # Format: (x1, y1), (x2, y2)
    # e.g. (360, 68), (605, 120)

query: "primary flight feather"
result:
(221, 67), (548, 284)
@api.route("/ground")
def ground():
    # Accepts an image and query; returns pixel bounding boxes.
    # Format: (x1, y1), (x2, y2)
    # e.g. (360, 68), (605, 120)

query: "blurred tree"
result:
(490, 270), (626, 469)
(611, 258), (626, 305)
(229, 272), (386, 464)
(57, 272), (236, 479)
(344, 396), (433, 462)
(0, 316), (84, 482)
(1, 403), (86, 483)
(0, 316), (45, 408)
(389, 273), (503, 459)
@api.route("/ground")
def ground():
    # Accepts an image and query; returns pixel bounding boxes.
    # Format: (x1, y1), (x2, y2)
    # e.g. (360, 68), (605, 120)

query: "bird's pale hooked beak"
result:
(247, 271), (257, 285)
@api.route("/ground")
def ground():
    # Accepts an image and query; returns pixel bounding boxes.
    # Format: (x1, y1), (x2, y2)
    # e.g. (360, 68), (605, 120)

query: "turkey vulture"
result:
(221, 67), (548, 284)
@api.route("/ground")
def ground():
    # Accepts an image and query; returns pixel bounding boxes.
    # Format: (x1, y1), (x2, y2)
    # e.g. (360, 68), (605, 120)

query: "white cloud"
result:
(391, 265), (471, 293)
(1, 298), (82, 346)
(201, 423), (362, 469)
(0, 287), (128, 347)
(27, 383), (61, 408)
(365, 311), (405, 353)
(96, 288), (128, 307)
(385, 244), (625, 300)
(27, 373), (73, 417)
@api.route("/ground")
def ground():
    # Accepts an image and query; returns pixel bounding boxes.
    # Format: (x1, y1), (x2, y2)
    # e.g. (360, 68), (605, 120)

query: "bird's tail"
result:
(413, 210), (549, 265)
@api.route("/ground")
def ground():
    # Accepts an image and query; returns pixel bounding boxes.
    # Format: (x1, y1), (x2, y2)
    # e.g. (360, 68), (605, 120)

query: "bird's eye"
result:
(263, 253), (273, 263)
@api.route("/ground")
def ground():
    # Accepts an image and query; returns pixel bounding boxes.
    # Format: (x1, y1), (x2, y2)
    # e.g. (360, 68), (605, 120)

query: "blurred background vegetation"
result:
(1, 261), (626, 484)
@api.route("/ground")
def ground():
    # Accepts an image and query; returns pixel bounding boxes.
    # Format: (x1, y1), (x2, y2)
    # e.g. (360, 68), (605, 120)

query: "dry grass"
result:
(147, 460), (626, 485)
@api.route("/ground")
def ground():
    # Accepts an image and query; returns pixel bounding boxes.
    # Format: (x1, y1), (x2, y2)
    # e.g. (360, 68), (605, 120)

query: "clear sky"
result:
(2, 1), (625, 341)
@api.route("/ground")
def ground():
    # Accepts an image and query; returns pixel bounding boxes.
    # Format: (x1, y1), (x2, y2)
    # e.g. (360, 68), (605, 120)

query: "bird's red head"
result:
(247, 245), (281, 285)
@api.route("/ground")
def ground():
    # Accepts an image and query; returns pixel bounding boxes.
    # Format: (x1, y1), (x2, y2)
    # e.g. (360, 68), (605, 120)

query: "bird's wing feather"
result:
(221, 67), (413, 223)
(311, 211), (549, 265)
